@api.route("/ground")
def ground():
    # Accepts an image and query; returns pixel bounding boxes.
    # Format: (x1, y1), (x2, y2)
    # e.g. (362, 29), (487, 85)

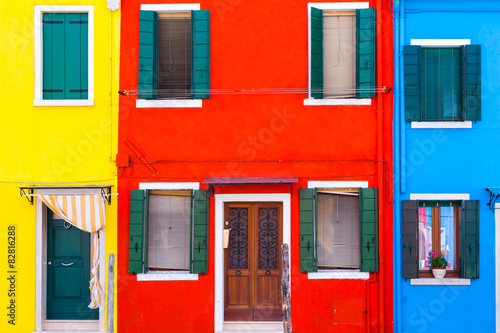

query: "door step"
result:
(222, 321), (283, 333)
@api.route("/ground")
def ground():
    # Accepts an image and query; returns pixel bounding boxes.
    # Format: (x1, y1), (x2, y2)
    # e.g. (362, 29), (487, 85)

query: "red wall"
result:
(118, 0), (394, 332)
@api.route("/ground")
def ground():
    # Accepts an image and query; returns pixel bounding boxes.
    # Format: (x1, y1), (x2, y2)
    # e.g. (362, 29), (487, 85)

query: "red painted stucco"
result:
(117, 0), (394, 332)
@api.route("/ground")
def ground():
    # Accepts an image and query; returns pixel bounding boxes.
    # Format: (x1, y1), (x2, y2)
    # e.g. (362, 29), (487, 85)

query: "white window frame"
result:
(306, 180), (370, 280)
(136, 182), (200, 281)
(136, 3), (203, 109)
(305, 2), (371, 106)
(409, 192), (471, 285)
(409, 39), (473, 129)
(34, 5), (94, 107)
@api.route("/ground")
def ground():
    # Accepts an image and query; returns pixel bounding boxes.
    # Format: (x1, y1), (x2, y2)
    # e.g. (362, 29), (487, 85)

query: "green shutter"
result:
(300, 188), (316, 272)
(461, 200), (479, 279)
(404, 45), (421, 121)
(138, 10), (157, 100)
(310, 7), (323, 99)
(191, 10), (210, 99)
(129, 190), (146, 273)
(355, 8), (376, 99)
(192, 190), (209, 274)
(401, 200), (419, 279)
(463, 45), (481, 121)
(359, 188), (378, 272)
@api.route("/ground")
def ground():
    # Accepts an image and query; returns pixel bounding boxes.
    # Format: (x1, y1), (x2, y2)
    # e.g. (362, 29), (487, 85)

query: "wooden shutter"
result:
(300, 188), (316, 272)
(191, 190), (209, 274)
(138, 10), (158, 100)
(404, 45), (421, 121)
(310, 7), (323, 99)
(401, 200), (418, 279)
(43, 13), (88, 100)
(191, 10), (210, 99)
(461, 200), (479, 279)
(359, 188), (378, 272)
(463, 45), (481, 121)
(129, 190), (146, 273)
(355, 8), (376, 99)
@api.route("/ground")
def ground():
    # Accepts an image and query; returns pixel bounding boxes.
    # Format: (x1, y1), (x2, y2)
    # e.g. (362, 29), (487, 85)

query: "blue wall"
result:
(394, 1), (500, 332)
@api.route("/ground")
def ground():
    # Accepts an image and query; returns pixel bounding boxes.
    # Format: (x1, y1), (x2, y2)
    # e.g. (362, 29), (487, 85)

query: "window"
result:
(404, 43), (481, 122)
(129, 188), (209, 274)
(34, 6), (94, 106)
(402, 200), (479, 279)
(308, 4), (375, 101)
(300, 187), (378, 273)
(138, 7), (210, 101)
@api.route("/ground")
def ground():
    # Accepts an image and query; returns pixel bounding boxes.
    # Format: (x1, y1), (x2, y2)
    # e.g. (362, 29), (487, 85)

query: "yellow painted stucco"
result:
(0, 1), (120, 332)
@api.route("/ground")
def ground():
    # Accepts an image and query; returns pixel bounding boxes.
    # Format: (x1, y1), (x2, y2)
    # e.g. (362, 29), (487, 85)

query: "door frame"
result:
(35, 188), (105, 332)
(214, 193), (291, 332)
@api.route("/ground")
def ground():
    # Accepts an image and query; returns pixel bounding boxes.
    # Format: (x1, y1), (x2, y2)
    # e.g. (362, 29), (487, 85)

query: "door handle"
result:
(61, 262), (75, 267)
(48, 261), (51, 265)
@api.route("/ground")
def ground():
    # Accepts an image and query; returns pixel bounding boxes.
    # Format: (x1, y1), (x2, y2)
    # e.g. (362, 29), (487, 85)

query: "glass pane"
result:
(440, 207), (455, 269)
(228, 208), (249, 269)
(418, 207), (432, 270)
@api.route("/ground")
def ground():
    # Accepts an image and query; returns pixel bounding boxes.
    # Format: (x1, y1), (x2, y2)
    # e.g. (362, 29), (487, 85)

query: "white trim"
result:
(35, 188), (105, 332)
(308, 271), (369, 280)
(410, 278), (470, 286)
(137, 273), (198, 281)
(411, 121), (472, 129)
(410, 193), (470, 201)
(140, 3), (200, 12)
(136, 99), (203, 108)
(34, 5), (94, 106)
(496, 203), (500, 333)
(139, 182), (199, 190)
(304, 98), (372, 106)
(308, 181), (369, 189)
(214, 194), (291, 332)
(411, 39), (471, 46)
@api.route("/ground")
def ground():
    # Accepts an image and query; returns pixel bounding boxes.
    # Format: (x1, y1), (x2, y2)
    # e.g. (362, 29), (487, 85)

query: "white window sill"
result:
(410, 278), (471, 286)
(411, 121), (472, 129)
(33, 99), (94, 107)
(308, 271), (370, 280)
(136, 273), (199, 281)
(304, 98), (372, 106)
(136, 99), (202, 108)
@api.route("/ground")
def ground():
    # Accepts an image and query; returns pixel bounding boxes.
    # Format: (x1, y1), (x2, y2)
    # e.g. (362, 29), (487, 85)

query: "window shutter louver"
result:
(129, 190), (146, 273)
(191, 10), (210, 99)
(404, 45), (421, 121)
(463, 45), (481, 121)
(355, 8), (376, 99)
(310, 7), (323, 99)
(401, 200), (419, 279)
(138, 10), (158, 100)
(461, 200), (479, 279)
(300, 188), (316, 272)
(359, 188), (378, 272)
(192, 190), (209, 274)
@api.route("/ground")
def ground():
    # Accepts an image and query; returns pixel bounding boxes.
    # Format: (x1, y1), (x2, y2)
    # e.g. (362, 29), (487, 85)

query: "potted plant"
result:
(428, 252), (448, 278)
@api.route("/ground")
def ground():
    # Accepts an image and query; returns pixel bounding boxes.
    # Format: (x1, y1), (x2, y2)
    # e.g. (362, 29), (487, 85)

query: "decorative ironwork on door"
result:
(258, 208), (279, 270)
(229, 208), (248, 269)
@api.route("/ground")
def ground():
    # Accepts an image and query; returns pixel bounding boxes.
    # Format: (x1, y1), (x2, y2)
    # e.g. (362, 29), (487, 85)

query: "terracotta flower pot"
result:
(432, 268), (446, 279)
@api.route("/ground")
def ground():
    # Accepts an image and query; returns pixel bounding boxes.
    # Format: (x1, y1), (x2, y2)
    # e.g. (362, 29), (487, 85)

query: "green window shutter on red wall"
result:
(310, 7), (323, 99)
(401, 200), (419, 279)
(461, 200), (479, 279)
(300, 188), (316, 273)
(129, 190), (146, 274)
(43, 13), (88, 100)
(359, 188), (378, 272)
(404, 45), (422, 121)
(191, 10), (211, 99)
(463, 45), (481, 121)
(355, 8), (376, 99)
(138, 10), (158, 100)
(191, 190), (209, 274)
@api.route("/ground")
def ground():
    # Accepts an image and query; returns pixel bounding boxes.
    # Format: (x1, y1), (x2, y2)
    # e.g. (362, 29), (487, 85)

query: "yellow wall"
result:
(0, 2), (120, 332)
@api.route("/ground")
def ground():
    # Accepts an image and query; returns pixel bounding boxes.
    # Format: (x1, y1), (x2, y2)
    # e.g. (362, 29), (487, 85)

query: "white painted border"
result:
(140, 3), (200, 12)
(136, 99), (202, 108)
(139, 182), (199, 190)
(410, 193), (470, 201)
(410, 278), (470, 286)
(35, 188), (105, 332)
(34, 5), (94, 107)
(308, 180), (369, 189)
(214, 194), (291, 332)
(411, 121), (472, 129)
(137, 273), (198, 281)
(411, 39), (471, 46)
(306, 2), (370, 102)
(496, 203), (500, 333)
(308, 271), (369, 280)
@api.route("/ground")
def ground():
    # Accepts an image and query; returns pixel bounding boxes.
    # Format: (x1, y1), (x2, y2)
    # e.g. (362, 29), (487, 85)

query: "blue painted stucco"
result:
(394, 1), (500, 332)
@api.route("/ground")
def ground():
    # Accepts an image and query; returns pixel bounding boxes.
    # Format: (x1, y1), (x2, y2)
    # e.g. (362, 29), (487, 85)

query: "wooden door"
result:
(224, 203), (282, 321)
(47, 210), (98, 319)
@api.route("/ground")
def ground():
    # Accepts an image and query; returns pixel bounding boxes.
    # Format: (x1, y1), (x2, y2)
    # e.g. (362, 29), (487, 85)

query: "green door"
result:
(47, 210), (98, 319)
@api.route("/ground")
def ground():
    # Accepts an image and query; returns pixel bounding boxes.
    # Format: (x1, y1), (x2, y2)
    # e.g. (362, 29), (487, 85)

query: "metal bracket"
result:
(486, 188), (499, 212)
(20, 188), (34, 205)
(101, 187), (112, 205)
(209, 185), (215, 198)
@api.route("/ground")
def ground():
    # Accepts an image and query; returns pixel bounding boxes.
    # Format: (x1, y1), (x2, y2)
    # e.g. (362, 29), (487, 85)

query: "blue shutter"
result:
(191, 10), (210, 99)
(356, 8), (376, 99)
(138, 10), (157, 100)
(461, 200), (479, 279)
(310, 7), (323, 99)
(359, 188), (378, 272)
(463, 45), (481, 121)
(402, 201), (419, 279)
(404, 45), (421, 121)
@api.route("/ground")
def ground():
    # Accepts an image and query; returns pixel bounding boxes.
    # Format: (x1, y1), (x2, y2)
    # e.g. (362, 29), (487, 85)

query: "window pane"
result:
(148, 193), (191, 271)
(440, 207), (455, 269)
(323, 15), (356, 98)
(317, 192), (359, 269)
(418, 207), (432, 270)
